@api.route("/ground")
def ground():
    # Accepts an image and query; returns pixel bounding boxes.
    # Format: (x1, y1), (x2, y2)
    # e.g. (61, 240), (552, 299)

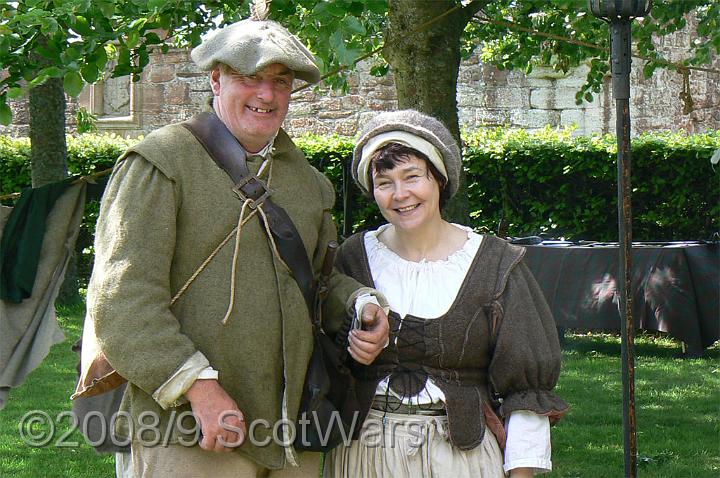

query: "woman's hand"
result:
(348, 303), (390, 364)
(509, 467), (533, 478)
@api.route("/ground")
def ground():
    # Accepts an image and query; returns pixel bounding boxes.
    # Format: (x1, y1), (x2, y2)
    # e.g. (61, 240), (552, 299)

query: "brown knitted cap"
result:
(352, 110), (461, 199)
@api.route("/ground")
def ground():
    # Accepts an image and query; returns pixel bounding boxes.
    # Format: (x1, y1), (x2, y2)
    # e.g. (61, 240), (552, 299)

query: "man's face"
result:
(210, 63), (294, 153)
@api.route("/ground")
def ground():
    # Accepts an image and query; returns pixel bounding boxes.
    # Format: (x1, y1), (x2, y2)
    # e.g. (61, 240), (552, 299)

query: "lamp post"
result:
(588, 1), (652, 477)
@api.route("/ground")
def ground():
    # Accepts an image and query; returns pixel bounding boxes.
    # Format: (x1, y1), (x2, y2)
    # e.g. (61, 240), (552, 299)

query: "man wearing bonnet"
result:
(84, 16), (389, 477)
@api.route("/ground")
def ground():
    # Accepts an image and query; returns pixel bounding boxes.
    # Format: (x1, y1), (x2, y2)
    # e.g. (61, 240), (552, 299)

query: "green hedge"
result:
(0, 136), (32, 197)
(463, 127), (719, 241)
(294, 133), (384, 234)
(0, 133), (138, 198)
(2, 128), (719, 243)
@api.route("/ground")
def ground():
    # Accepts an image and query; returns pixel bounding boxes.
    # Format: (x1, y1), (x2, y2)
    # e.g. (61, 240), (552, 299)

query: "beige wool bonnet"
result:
(191, 19), (320, 84)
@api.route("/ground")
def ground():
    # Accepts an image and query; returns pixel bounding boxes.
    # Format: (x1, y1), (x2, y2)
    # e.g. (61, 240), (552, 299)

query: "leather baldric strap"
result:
(181, 112), (316, 313)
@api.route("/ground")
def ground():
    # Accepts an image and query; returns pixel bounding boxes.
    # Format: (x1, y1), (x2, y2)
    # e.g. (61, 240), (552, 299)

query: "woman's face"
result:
(372, 155), (442, 232)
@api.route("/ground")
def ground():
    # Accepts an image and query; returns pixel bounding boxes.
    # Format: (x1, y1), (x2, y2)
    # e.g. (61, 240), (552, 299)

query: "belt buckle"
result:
(233, 175), (272, 209)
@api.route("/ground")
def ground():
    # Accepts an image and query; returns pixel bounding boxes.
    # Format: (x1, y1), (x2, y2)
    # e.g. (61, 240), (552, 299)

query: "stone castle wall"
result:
(2, 23), (718, 139)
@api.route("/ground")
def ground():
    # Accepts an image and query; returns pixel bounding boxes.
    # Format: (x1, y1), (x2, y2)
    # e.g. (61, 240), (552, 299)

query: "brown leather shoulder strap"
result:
(182, 112), (316, 313)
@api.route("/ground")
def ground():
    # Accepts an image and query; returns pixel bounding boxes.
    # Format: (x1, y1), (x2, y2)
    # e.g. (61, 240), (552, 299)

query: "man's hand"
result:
(185, 379), (246, 452)
(348, 303), (390, 365)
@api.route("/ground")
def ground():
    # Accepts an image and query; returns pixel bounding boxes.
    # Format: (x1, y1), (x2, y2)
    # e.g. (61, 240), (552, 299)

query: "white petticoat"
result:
(323, 409), (505, 478)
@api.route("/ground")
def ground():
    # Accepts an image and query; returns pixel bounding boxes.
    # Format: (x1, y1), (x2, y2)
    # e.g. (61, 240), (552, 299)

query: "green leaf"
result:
(313, 54), (325, 73)
(64, 46), (82, 62)
(72, 15), (94, 36)
(93, 47), (109, 69)
(137, 47), (150, 68)
(117, 47), (131, 66)
(128, 18), (148, 30)
(326, 2), (348, 17)
(348, 1), (365, 17)
(95, 0), (116, 18)
(28, 74), (47, 89)
(158, 14), (172, 30)
(329, 30), (360, 66)
(64, 71), (84, 97)
(341, 16), (365, 36)
(7, 87), (24, 99)
(144, 31), (163, 45)
(41, 66), (65, 79)
(126, 30), (140, 49)
(81, 63), (99, 83)
(0, 101), (12, 125)
(112, 63), (132, 77)
(312, 2), (331, 19)
(642, 62), (656, 79)
(40, 17), (59, 35)
(369, 64), (388, 76)
(148, 0), (166, 10)
(329, 29), (346, 56)
(36, 44), (61, 61)
(365, 0), (387, 14)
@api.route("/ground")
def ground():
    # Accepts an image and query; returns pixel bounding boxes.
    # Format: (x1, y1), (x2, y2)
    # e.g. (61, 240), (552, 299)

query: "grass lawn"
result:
(0, 304), (115, 477)
(550, 333), (719, 477)
(1, 304), (718, 477)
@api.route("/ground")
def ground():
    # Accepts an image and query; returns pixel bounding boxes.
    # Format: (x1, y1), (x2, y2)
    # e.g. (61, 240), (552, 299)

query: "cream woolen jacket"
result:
(87, 121), (361, 469)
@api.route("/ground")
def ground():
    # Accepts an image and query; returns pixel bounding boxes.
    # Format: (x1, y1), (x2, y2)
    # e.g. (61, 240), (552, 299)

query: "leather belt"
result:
(371, 396), (446, 416)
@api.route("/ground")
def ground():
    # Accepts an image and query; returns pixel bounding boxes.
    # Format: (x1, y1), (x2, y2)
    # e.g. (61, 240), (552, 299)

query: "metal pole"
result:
(611, 19), (638, 477)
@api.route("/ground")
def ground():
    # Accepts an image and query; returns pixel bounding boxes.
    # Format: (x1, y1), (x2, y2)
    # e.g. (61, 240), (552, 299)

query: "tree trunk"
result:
(29, 78), (67, 187)
(28, 64), (78, 303)
(384, 0), (477, 223)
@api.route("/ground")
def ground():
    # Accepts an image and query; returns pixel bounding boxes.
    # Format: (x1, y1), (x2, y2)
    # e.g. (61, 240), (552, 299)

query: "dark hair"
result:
(369, 143), (450, 209)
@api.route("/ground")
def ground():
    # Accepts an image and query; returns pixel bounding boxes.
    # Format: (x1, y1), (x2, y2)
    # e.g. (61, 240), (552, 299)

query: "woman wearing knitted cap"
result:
(324, 110), (568, 478)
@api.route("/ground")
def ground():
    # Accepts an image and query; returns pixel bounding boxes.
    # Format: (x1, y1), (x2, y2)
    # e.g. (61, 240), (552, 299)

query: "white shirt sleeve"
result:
(504, 411), (553, 474)
(152, 351), (215, 409)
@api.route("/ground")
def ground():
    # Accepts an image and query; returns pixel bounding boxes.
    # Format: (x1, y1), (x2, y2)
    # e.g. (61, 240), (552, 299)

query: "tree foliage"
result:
(274, 0), (719, 105)
(467, 1), (719, 105)
(1, 1), (717, 125)
(0, 0), (252, 125)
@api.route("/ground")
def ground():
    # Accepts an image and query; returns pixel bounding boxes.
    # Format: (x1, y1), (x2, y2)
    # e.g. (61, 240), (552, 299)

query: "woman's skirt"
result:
(323, 408), (505, 478)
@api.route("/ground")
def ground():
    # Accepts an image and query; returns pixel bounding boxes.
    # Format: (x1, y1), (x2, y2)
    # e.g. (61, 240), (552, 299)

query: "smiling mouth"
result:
(247, 106), (272, 114)
(396, 204), (419, 213)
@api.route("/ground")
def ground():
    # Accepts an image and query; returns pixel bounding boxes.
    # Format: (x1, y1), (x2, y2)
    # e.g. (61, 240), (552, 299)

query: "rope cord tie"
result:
(170, 156), (276, 323)
(221, 197), (255, 325)
(220, 156), (275, 325)
(169, 212), (257, 307)
(256, 203), (292, 274)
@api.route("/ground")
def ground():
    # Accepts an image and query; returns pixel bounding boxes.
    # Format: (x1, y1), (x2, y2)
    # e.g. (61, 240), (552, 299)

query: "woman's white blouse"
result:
(364, 224), (552, 474)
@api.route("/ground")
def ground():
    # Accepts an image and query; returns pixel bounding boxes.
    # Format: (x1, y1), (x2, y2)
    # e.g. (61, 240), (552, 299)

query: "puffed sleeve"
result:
(488, 260), (569, 423)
